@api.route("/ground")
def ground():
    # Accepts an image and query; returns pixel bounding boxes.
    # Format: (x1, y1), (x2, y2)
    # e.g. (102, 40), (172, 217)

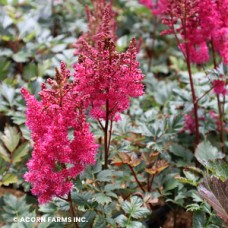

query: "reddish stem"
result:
(128, 165), (145, 193)
(149, 174), (155, 192)
(68, 192), (79, 228)
(182, 0), (200, 145)
(186, 46), (200, 145)
(211, 41), (226, 153)
(104, 99), (110, 169)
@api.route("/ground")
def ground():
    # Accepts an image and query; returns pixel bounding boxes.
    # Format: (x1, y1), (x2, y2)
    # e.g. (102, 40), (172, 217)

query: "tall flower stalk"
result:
(21, 62), (98, 204)
(139, 0), (228, 148)
(74, 4), (144, 169)
(159, 0), (202, 145)
(211, 41), (226, 153)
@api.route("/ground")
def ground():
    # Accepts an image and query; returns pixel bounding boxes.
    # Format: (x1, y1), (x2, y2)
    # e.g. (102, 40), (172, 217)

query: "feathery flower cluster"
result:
(183, 112), (196, 134)
(139, 0), (228, 64)
(74, 0), (117, 56)
(21, 62), (98, 203)
(183, 112), (205, 134)
(212, 79), (227, 95)
(73, 5), (144, 121)
(74, 37), (144, 121)
(209, 110), (226, 131)
(139, 0), (167, 15)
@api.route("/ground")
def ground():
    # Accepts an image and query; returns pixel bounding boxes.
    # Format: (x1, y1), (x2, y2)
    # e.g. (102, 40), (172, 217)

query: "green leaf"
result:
(195, 141), (224, 166)
(126, 221), (145, 228)
(51, 44), (67, 53)
(1, 126), (20, 153)
(198, 176), (228, 223)
(1, 173), (18, 186)
(169, 144), (193, 163)
(183, 169), (199, 182)
(12, 142), (29, 163)
(2, 194), (31, 223)
(175, 177), (197, 186)
(193, 211), (207, 228)
(186, 203), (201, 212)
(12, 51), (30, 63)
(93, 193), (112, 205)
(206, 160), (228, 181)
(115, 214), (128, 227)
(0, 58), (11, 80)
(0, 83), (15, 107)
(79, 210), (96, 228)
(122, 196), (150, 219)
(0, 144), (10, 162)
(97, 170), (113, 182)
(71, 192), (93, 206)
(39, 203), (57, 214)
(113, 114), (132, 135)
(164, 178), (179, 191)
(93, 215), (106, 228)
(23, 63), (37, 81)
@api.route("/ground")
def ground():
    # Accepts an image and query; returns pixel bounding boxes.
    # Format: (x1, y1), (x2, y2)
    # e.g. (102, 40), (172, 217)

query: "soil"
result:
(162, 209), (192, 228)
(0, 186), (24, 198)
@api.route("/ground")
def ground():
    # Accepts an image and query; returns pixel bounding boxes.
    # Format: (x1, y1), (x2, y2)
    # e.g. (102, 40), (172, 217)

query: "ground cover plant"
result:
(0, 0), (228, 227)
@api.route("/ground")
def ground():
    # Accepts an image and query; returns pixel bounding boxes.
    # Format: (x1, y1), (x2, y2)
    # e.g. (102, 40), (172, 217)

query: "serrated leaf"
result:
(93, 193), (112, 205)
(115, 214), (128, 227)
(175, 176), (197, 186)
(39, 203), (57, 214)
(112, 152), (141, 167)
(145, 160), (169, 175)
(0, 144), (10, 162)
(12, 142), (29, 163)
(126, 221), (145, 228)
(1, 173), (18, 186)
(93, 215), (106, 228)
(183, 169), (199, 182)
(207, 160), (228, 181)
(164, 178), (179, 191)
(1, 126), (20, 153)
(122, 196), (150, 219)
(0, 83), (15, 107)
(12, 51), (30, 62)
(71, 192), (92, 206)
(198, 176), (228, 223)
(169, 144), (193, 162)
(97, 170), (113, 182)
(51, 44), (67, 53)
(2, 194), (31, 223)
(195, 141), (224, 166)
(186, 203), (201, 212)
(79, 210), (95, 228)
(193, 211), (207, 228)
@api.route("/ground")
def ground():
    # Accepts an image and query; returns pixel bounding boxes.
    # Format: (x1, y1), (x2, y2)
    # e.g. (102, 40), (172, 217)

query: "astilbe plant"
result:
(74, 37), (144, 121)
(74, 3), (144, 169)
(74, 0), (117, 56)
(21, 62), (98, 204)
(139, 0), (228, 149)
(140, 0), (228, 64)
